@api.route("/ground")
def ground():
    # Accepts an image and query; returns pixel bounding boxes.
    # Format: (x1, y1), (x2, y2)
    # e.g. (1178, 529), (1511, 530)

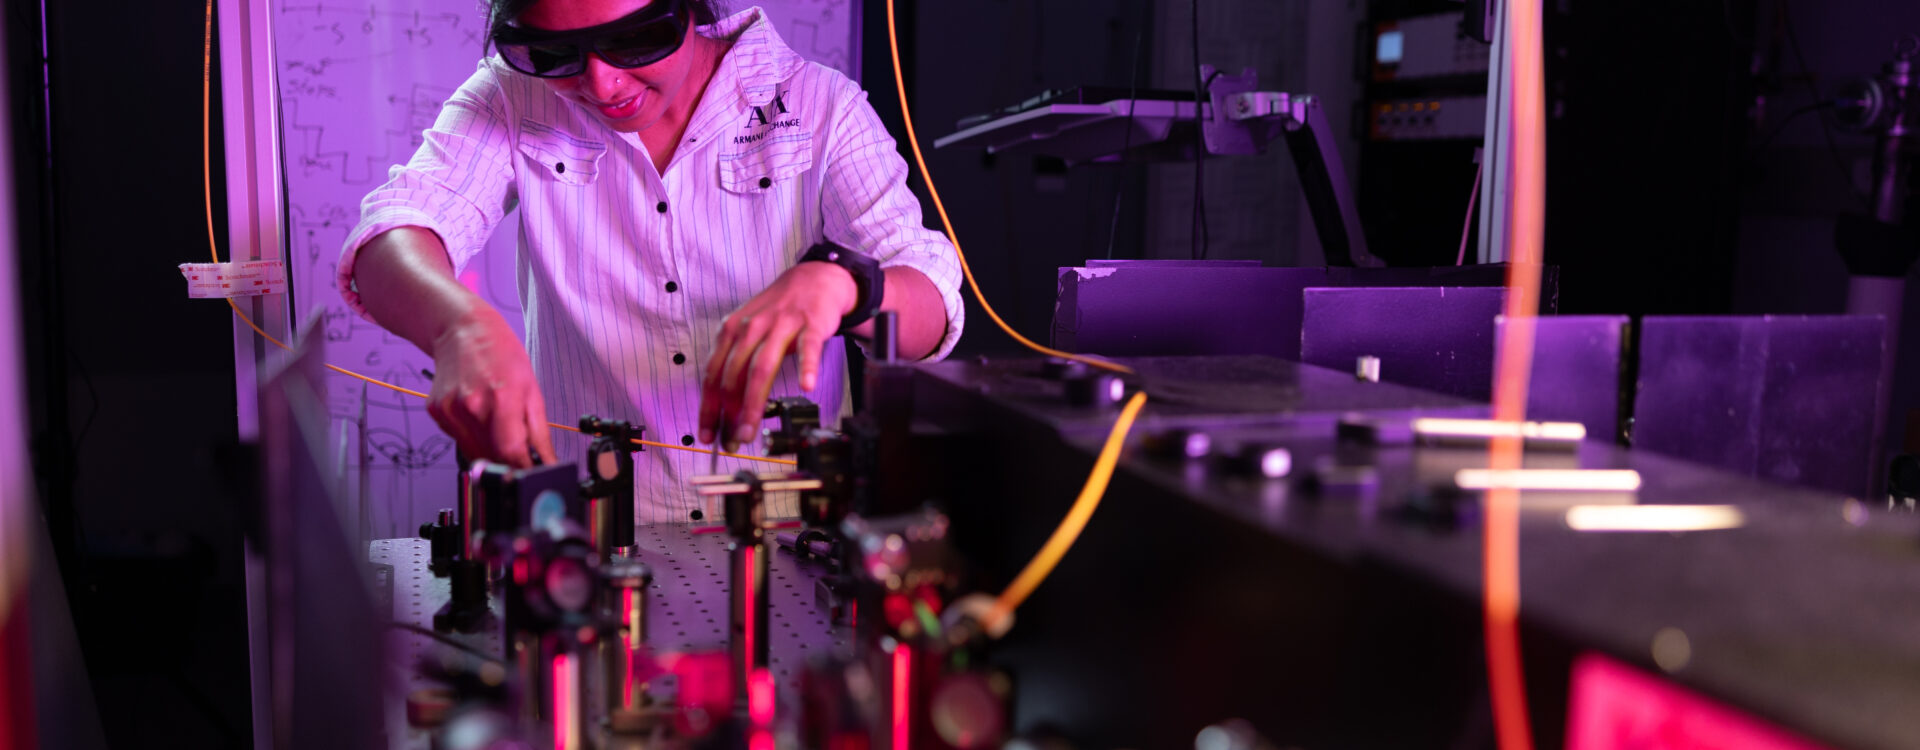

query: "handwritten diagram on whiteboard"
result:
(273, 0), (859, 537)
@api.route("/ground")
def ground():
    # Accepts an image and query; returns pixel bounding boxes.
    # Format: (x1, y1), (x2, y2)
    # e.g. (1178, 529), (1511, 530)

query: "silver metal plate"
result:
(373, 523), (846, 747)
(629, 524), (849, 701)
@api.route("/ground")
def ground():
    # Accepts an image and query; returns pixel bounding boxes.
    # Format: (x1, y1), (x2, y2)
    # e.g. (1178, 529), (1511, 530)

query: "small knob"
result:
(604, 561), (654, 589)
(1355, 356), (1381, 383)
(1039, 357), (1088, 380)
(1232, 444), (1292, 479)
(1143, 429), (1213, 460)
(1394, 484), (1473, 531)
(1063, 372), (1125, 408)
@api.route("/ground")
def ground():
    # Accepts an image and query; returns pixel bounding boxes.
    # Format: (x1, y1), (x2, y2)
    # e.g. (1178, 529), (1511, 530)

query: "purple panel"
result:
(1082, 259), (1261, 268)
(1633, 318), (1768, 476)
(1299, 286), (1508, 401)
(1758, 317), (1886, 496)
(1052, 262), (1551, 360)
(1501, 315), (1629, 443)
(1634, 316), (1885, 497)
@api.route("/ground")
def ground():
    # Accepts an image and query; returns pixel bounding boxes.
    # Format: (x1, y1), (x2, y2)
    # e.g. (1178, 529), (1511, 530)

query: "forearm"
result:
(850, 266), (945, 360)
(351, 226), (494, 352)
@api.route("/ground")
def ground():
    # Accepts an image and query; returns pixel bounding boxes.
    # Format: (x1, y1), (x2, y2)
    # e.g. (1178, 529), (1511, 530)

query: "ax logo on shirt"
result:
(745, 93), (789, 126)
(734, 92), (803, 145)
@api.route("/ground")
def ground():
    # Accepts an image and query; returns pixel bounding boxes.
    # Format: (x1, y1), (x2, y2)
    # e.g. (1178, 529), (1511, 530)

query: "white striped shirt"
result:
(338, 7), (964, 523)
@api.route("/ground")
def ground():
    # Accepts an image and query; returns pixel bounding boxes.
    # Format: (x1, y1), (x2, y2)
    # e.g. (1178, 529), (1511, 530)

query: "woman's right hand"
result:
(425, 308), (555, 469)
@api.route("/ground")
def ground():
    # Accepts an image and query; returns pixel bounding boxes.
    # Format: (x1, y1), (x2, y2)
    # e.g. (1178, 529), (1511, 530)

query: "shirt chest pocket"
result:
(517, 131), (607, 187)
(717, 137), (814, 196)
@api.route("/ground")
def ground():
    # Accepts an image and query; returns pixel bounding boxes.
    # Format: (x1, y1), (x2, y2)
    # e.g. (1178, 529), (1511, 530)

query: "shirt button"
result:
(758, 176), (771, 189)
(672, 352), (686, 365)
(681, 434), (695, 446)
(554, 162), (566, 174)
(665, 281), (679, 293)
(656, 201), (668, 213)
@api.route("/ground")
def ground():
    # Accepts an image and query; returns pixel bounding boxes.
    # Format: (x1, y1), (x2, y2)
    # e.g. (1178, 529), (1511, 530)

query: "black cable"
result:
(1777, 0), (1869, 206)
(1191, 0), (1210, 260)
(388, 621), (500, 661)
(1198, 70), (1223, 260)
(1105, 0), (1149, 260)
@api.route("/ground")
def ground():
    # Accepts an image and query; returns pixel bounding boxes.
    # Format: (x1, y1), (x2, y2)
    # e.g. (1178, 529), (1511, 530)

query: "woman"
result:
(337, 0), (963, 521)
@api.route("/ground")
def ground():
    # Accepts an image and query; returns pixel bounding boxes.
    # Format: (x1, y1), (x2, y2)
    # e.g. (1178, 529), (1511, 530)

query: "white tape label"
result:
(179, 260), (287, 299)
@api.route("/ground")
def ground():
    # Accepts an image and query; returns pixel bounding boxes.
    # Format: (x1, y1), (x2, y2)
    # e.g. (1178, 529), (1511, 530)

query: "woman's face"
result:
(516, 0), (703, 133)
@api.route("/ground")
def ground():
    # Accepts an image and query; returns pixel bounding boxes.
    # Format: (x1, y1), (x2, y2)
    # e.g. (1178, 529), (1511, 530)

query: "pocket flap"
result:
(518, 122), (607, 185)
(718, 133), (813, 193)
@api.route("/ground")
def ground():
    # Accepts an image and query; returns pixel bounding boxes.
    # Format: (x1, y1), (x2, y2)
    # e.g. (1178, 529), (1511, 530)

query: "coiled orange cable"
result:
(1485, 0), (1546, 747)
(881, 0), (1131, 377)
(884, 0), (1149, 635)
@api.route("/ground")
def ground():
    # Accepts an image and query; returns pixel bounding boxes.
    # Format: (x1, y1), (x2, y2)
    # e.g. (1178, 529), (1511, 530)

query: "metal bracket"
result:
(1202, 66), (1381, 267)
(1227, 91), (1307, 124)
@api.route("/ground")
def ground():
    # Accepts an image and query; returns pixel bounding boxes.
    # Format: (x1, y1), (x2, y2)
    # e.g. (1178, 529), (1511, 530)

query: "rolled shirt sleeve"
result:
(817, 82), (966, 361)
(336, 62), (519, 321)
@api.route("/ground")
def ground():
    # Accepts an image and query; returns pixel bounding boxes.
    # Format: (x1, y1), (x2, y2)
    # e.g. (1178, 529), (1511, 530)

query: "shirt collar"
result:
(698, 6), (805, 109)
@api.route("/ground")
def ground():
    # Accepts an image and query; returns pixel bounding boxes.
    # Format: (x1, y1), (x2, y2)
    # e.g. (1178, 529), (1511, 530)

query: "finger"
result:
(437, 390), (493, 464)
(719, 312), (775, 395)
(716, 315), (776, 450)
(701, 314), (747, 444)
(490, 388), (532, 469)
(796, 323), (830, 393)
(698, 346), (731, 446)
(425, 399), (473, 458)
(525, 385), (556, 468)
(734, 316), (806, 450)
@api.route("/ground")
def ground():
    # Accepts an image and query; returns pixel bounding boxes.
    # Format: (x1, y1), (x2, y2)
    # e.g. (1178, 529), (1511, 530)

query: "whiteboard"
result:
(272, 1), (858, 537)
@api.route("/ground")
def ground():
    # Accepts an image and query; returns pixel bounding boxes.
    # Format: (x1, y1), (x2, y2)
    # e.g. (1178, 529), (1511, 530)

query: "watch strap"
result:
(798, 242), (884, 335)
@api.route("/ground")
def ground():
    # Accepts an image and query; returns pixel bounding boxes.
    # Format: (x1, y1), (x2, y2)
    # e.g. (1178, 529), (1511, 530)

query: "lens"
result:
(528, 43), (584, 75)
(545, 556), (594, 612)
(597, 18), (684, 68)
(499, 41), (585, 78)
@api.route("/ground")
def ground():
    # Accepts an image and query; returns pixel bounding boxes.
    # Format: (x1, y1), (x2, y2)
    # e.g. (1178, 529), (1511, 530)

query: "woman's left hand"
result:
(698, 260), (857, 452)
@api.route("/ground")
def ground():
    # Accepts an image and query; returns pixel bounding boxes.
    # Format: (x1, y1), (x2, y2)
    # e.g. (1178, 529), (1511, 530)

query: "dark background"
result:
(10, 0), (1919, 745)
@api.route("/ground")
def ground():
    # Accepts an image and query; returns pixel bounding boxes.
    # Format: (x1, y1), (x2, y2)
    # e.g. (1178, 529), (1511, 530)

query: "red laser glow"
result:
(551, 652), (573, 750)
(749, 667), (776, 726)
(892, 643), (912, 750)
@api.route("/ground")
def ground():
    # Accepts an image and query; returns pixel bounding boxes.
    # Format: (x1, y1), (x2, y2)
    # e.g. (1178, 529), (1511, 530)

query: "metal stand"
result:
(721, 477), (772, 712)
(603, 561), (652, 718)
(728, 536), (770, 712)
(1836, 36), (1920, 496)
(431, 456), (496, 634)
(551, 643), (588, 750)
(580, 417), (642, 563)
(433, 560), (491, 633)
(691, 470), (824, 717)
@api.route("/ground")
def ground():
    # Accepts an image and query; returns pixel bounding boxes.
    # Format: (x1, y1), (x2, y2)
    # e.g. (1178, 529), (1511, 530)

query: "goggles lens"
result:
(494, 0), (686, 78)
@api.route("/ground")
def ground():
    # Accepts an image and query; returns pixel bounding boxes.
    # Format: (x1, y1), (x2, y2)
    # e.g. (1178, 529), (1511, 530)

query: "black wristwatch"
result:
(799, 242), (884, 335)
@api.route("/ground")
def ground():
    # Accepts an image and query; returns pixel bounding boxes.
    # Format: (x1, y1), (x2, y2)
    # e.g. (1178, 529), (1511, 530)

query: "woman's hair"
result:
(486, 0), (728, 49)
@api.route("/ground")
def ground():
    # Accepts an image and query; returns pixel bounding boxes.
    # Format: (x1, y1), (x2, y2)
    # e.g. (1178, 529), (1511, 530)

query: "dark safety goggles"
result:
(492, 0), (688, 78)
